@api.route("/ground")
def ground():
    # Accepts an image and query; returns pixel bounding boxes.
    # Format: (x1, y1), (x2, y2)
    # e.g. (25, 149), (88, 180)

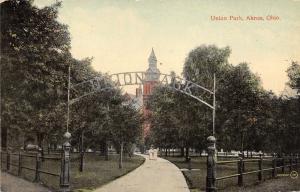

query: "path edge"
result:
(159, 156), (190, 190)
(91, 153), (146, 191)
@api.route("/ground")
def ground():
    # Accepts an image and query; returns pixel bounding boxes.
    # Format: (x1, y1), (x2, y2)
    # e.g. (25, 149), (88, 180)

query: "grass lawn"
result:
(70, 153), (145, 191)
(3, 152), (145, 192)
(162, 155), (299, 192)
(218, 176), (300, 192)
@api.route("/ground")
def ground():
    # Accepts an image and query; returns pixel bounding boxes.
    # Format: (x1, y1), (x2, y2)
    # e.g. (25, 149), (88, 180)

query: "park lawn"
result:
(219, 176), (300, 192)
(163, 156), (279, 192)
(70, 153), (145, 191)
(7, 152), (145, 192)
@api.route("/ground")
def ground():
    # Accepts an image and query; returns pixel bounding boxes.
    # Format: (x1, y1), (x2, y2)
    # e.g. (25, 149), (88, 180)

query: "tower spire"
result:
(145, 48), (160, 81)
(148, 48), (157, 68)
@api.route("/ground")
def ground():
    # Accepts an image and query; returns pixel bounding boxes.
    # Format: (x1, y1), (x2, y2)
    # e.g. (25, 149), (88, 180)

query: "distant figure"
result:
(149, 147), (154, 160)
(149, 146), (158, 160)
(153, 148), (158, 160)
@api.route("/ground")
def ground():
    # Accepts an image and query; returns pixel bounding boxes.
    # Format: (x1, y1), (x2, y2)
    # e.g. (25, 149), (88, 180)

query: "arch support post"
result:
(60, 132), (71, 192)
(212, 73), (216, 136)
(206, 136), (217, 192)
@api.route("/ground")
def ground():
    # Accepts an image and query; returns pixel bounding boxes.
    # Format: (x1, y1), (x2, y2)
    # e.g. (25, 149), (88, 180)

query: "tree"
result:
(1, 0), (70, 150)
(216, 63), (265, 151)
(267, 61), (300, 154)
(147, 86), (180, 154)
(1, 1), (144, 165)
(286, 61), (300, 93)
(147, 81), (209, 160)
(183, 44), (231, 88)
(109, 101), (142, 168)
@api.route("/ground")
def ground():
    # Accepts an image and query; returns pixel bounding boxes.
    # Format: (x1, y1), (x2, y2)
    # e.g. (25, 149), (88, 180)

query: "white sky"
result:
(34, 0), (300, 94)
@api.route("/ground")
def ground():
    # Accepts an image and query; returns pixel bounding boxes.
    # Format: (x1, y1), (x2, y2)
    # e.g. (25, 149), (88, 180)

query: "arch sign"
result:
(69, 71), (216, 135)
(70, 71), (215, 109)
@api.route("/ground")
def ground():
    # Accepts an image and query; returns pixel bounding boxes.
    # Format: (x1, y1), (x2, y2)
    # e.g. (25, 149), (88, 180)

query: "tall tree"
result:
(1, 0), (71, 149)
(286, 61), (300, 93)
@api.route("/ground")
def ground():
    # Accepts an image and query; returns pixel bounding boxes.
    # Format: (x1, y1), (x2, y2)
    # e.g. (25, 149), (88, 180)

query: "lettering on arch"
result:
(69, 71), (214, 109)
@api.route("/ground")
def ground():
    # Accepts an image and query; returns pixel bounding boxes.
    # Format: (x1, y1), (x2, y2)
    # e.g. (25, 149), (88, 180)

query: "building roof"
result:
(123, 92), (143, 110)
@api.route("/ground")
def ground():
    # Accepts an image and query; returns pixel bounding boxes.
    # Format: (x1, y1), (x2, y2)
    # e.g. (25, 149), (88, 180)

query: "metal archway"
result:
(67, 70), (216, 135)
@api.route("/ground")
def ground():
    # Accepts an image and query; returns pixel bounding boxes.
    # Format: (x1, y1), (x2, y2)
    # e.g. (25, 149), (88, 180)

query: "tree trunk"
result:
(180, 147), (184, 157)
(79, 131), (84, 172)
(185, 146), (190, 162)
(1, 127), (7, 149)
(78, 136), (81, 153)
(165, 148), (168, 157)
(105, 140), (109, 161)
(23, 136), (26, 151)
(100, 140), (106, 156)
(37, 132), (45, 161)
(47, 140), (50, 154)
(119, 142), (124, 169)
(128, 143), (133, 158)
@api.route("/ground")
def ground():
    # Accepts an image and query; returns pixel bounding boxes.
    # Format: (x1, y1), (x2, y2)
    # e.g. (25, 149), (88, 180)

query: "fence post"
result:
(238, 153), (243, 187)
(296, 154), (298, 169)
(282, 156), (285, 173)
(79, 151), (84, 172)
(6, 151), (10, 171)
(289, 154), (293, 172)
(206, 136), (216, 192)
(18, 151), (22, 176)
(272, 154), (277, 178)
(258, 153), (262, 182)
(187, 156), (192, 170)
(34, 150), (41, 182)
(60, 132), (71, 192)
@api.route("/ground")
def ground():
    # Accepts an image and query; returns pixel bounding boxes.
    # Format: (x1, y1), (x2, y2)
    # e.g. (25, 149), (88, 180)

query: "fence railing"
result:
(206, 136), (300, 192)
(216, 155), (299, 185)
(1, 151), (61, 185)
(1, 143), (71, 191)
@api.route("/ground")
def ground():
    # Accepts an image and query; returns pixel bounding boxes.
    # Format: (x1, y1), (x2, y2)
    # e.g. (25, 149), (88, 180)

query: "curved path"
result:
(93, 154), (189, 192)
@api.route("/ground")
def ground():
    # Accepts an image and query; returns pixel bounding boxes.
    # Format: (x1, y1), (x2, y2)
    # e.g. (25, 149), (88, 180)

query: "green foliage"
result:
(148, 44), (300, 154)
(286, 61), (300, 93)
(147, 81), (209, 155)
(1, 0), (71, 148)
(216, 63), (266, 151)
(183, 44), (231, 88)
(1, 0), (142, 152)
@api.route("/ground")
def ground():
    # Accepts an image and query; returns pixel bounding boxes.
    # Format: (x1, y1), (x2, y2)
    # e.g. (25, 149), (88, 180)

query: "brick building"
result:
(131, 48), (160, 138)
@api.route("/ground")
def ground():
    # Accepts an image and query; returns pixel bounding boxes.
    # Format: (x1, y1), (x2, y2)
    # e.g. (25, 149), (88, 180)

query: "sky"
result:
(33, 0), (300, 94)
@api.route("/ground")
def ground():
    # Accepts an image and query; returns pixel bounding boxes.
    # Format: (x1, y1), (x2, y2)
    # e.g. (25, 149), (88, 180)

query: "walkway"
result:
(0, 172), (51, 192)
(93, 154), (190, 192)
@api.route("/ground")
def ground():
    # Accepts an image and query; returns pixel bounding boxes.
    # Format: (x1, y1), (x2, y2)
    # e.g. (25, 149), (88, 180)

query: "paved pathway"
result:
(93, 154), (189, 192)
(0, 172), (51, 192)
